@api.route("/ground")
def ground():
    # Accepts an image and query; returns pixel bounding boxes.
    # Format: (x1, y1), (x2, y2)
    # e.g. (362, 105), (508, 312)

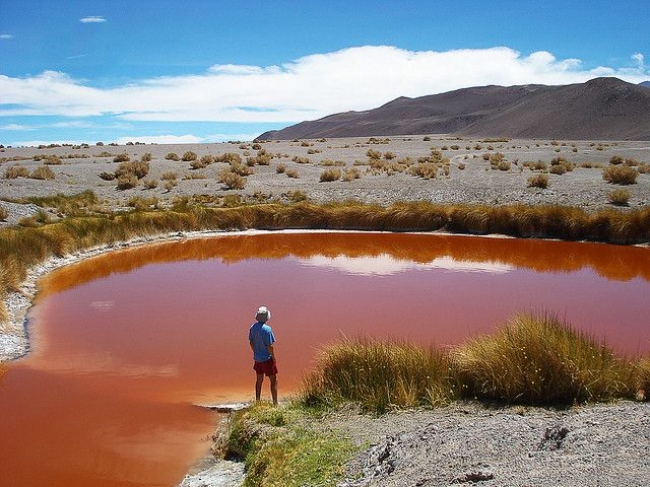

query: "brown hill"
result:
(257, 77), (650, 141)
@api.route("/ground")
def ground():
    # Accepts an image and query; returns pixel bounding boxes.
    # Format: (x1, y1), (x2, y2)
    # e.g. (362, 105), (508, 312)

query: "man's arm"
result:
(267, 344), (276, 362)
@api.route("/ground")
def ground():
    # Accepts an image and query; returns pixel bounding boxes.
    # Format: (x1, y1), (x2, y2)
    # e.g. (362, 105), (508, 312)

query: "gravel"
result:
(334, 401), (650, 487)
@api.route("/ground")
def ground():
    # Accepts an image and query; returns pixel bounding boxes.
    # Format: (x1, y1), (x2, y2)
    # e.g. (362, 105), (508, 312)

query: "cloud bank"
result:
(1, 46), (648, 125)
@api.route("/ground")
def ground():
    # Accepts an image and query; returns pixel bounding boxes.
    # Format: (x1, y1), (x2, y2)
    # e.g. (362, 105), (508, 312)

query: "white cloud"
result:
(632, 53), (645, 68)
(79, 16), (106, 23)
(1, 46), (649, 124)
(0, 123), (34, 131)
(0, 34), (13, 39)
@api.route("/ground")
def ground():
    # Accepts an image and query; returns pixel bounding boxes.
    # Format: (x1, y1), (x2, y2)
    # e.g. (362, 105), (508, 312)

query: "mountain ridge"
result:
(258, 77), (650, 141)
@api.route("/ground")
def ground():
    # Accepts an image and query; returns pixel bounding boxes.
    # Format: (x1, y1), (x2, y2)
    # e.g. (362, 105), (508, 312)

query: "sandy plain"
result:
(1, 136), (650, 486)
(1, 136), (650, 224)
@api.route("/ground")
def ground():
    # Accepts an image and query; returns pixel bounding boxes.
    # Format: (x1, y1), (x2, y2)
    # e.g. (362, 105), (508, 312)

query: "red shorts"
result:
(253, 359), (278, 376)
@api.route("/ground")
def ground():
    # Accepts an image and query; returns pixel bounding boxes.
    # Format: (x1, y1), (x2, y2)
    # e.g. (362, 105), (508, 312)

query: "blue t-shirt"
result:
(249, 322), (275, 362)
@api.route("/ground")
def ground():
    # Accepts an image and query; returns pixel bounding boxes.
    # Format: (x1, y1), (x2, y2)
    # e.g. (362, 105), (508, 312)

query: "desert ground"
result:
(2, 136), (650, 487)
(1, 136), (650, 228)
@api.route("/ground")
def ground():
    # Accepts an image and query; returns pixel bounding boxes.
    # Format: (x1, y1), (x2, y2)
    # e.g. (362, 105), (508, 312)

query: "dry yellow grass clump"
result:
(453, 314), (636, 405)
(303, 338), (453, 412)
(302, 314), (646, 411)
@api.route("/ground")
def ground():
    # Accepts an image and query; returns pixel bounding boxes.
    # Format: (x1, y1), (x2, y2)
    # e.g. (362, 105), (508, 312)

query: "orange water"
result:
(1, 232), (649, 486)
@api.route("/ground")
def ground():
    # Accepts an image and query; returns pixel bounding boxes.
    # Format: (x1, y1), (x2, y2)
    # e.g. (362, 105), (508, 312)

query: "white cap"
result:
(255, 306), (271, 322)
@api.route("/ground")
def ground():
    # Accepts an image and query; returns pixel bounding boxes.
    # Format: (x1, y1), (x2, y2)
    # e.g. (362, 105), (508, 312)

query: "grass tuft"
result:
(603, 165), (638, 185)
(453, 314), (636, 405)
(302, 337), (454, 412)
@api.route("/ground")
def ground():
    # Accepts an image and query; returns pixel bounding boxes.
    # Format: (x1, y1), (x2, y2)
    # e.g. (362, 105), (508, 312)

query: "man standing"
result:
(249, 305), (278, 405)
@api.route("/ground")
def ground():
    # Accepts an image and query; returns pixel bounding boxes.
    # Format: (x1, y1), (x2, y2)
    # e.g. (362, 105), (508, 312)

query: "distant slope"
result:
(640, 81), (650, 88)
(258, 78), (650, 141)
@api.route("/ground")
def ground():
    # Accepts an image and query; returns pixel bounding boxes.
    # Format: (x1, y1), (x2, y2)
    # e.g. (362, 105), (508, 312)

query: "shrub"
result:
(181, 151), (198, 161)
(409, 163), (439, 179)
(285, 169), (299, 179)
(602, 165), (638, 185)
(29, 166), (56, 180)
(319, 168), (341, 182)
(247, 151), (272, 166)
(0, 206), (8, 221)
(607, 189), (631, 206)
(276, 163), (286, 174)
(527, 174), (549, 189)
(550, 156), (574, 173)
(230, 163), (254, 177)
(116, 160), (150, 179)
(342, 168), (361, 181)
(366, 149), (382, 160)
(113, 153), (130, 163)
(43, 155), (62, 165)
(165, 152), (180, 161)
(638, 163), (650, 174)
(218, 168), (246, 189)
(319, 159), (345, 167)
(116, 173), (138, 190)
(549, 164), (567, 175)
(4, 165), (30, 179)
(453, 314), (636, 405)
(200, 155), (214, 165)
(303, 337), (454, 412)
(215, 153), (242, 164)
(287, 190), (307, 202)
(127, 196), (159, 210)
(609, 155), (624, 165)
(161, 171), (178, 181)
(140, 152), (153, 162)
(99, 171), (116, 181)
(291, 156), (311, 164)
(190, 158), (208, 170)
(143, 178), (158, 189)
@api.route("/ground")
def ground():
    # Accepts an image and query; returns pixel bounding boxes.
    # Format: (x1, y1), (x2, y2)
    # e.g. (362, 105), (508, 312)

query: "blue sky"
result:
(1, 0), (648, 146)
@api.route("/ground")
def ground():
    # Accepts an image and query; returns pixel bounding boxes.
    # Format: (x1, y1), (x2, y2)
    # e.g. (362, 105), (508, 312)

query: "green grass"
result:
(226, 403), (355, 487)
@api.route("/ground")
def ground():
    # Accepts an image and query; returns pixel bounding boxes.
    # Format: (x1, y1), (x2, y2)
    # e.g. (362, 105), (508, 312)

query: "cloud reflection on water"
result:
(301, 254), (513, 276)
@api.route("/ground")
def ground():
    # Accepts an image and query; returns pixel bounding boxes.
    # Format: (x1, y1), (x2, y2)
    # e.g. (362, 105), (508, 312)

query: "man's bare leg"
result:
(270, 375), (278, 405)
(255, 373), (264, 402)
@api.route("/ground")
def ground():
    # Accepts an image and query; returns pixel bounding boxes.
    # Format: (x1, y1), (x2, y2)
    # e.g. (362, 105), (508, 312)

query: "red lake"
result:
(1, 231), (649, 486)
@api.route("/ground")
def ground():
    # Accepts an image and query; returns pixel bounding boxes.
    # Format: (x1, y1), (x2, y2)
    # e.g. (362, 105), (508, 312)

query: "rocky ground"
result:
(1, 137), (649, 228)
(2, 136), (650, 486)
(333, 401), (650, 487)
